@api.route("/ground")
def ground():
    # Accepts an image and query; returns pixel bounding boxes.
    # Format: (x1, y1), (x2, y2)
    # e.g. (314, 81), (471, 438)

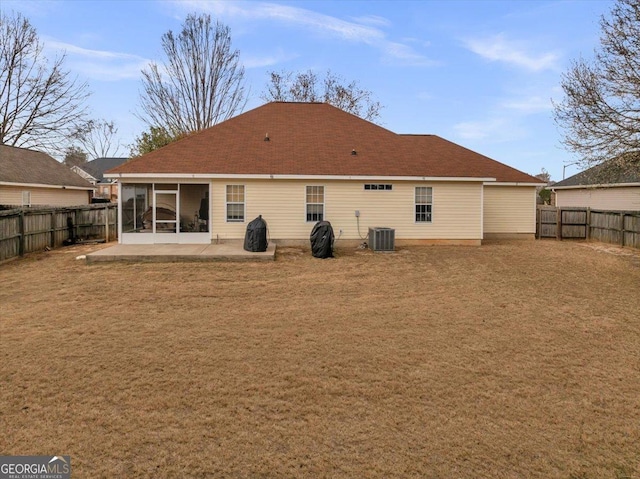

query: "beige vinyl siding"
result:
(555, 186), (640, 210)
(483, 185), (536, 234)
(0, 185), (91, 207)
(210, 179), (483, 240)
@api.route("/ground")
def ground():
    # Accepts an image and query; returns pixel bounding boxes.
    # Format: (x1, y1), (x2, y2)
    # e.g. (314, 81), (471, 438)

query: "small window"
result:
(306, 186), (324, 222)
(415, 186), (433, 222)
(364, 184), (392, 190)
(21, 191), (31, 207)
(226, 185), (245, 222)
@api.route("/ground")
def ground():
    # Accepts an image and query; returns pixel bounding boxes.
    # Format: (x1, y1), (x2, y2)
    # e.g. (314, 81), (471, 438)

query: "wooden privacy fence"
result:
(537, 206), (640, 249)
(0, 204), (118, 263)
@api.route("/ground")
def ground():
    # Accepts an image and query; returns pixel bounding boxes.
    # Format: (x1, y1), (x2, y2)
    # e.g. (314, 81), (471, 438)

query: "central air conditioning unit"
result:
(369, 227), (395, 252)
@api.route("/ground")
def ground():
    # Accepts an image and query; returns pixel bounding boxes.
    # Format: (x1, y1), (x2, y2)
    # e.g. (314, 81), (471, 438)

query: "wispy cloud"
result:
(243, 49), (299, 68)
(383, 42), (438, 66)
(350, 15), (392, 28)
(501, 95), (553, 113)
(254, 3), (385, 43)
(173, 0), (433, 66)
(453, 117), (527, 143)
(2, 0), (61, 17)
(463, 34), (560, 72)
(43, 38), (150, 81)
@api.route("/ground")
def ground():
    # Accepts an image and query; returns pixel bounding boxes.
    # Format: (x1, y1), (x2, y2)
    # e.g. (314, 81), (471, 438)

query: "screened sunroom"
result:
(119, 182), (210, 244)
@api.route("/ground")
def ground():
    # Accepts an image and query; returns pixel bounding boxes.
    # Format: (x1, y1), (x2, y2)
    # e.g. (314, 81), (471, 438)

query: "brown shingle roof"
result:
(110, 102), (540, 183)
(0, 145), (94, 189)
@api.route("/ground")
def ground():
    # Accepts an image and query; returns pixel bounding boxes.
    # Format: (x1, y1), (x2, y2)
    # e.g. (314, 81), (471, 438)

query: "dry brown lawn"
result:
(1, 240), (639, 478)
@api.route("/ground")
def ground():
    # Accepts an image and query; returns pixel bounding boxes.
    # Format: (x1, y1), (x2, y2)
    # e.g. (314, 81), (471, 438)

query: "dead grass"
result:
(1, 240), (639, 478)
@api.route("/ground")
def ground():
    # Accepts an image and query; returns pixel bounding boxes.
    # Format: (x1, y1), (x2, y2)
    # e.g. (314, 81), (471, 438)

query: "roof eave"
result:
(0, 181), (95, 191)
(485, 181), (546, 186)
(104, 173), (497, 182)
(552, 182), (640, 190)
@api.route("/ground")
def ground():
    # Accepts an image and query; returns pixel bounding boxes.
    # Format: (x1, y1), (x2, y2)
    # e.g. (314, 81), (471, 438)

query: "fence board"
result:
(562, 224), (587, 238)
(537, 206), (558, 238)
(537, 206), (640, 249)
(0, 204), (118, 263)
(562, 209), (587, 225)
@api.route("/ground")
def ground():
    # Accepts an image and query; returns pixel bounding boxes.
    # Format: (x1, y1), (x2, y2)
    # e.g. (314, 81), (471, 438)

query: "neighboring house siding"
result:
(555, 187), (640, 210)
(209, 179), (483, 241)
(483, 185), (537, 237)
(71, 167), (97, 184)
(0, 185), (90, 207)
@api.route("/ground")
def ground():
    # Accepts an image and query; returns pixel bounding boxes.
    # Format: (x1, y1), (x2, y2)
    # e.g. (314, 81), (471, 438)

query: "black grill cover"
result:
(244, 215), (268, 252)
(310, 221), (334, 258)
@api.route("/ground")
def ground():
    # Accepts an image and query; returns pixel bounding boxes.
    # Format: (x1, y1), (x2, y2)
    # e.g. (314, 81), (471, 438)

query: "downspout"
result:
(117, 179), (123, 244)
(480, 183), (484, 241)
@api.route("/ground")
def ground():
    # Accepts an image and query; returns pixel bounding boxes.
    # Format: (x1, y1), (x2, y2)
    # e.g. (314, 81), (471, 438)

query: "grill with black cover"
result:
(310, 220), (334, 258)
(244, 215), (268, 252)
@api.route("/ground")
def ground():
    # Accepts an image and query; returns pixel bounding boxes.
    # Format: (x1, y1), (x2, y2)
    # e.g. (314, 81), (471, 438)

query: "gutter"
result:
(484, 181), (545, 187)
(551, 182), (640, 190)
(0, 181), (94, 191)
(104, 173), (497, 182)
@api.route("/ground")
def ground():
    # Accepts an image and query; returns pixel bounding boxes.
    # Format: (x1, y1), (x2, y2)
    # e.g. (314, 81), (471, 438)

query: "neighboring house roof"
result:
(109, 102), (541, 184)
(0, 144), (94, 189)
(554, 159), (640, 189)
(75, 157), (128, 183)
(71, 165), (98, 182)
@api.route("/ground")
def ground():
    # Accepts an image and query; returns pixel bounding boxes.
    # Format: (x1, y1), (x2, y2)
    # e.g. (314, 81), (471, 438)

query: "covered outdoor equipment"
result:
(244, 215), (268, 252)
(310, 220), (335, 258)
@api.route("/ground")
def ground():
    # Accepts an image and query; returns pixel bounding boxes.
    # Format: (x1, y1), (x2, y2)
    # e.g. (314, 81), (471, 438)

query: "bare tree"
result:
(0, 11), (90, 153)
(71, 119), (122, 159)
(261, 69), (383, 123)
(138, 14), (247, 137)
(554, 0), (640, 175)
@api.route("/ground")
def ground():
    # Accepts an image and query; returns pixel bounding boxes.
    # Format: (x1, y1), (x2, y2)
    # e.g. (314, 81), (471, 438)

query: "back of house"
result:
(106, 102), (543, 246)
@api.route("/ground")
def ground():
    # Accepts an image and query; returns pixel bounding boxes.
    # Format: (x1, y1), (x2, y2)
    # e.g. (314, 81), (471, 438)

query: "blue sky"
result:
(4, 0), (613, 181)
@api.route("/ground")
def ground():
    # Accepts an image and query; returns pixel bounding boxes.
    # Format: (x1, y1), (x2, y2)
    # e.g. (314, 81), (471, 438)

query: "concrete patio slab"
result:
(85, 242), (276, 263)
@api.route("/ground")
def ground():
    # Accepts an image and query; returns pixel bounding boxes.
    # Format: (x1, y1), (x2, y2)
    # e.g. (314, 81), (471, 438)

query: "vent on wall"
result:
(368, 227), (395, 252)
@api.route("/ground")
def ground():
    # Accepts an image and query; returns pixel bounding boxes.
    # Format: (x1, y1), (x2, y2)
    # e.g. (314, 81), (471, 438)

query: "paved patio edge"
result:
(85, 243), (276, 263)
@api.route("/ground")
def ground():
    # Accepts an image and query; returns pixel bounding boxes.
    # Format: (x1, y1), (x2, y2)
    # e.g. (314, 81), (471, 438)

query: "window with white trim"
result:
(415, 186), (433, 222)
(226, 185), (245, 222)
(306, 186), (324, 222)
(21, 191), (31, 207)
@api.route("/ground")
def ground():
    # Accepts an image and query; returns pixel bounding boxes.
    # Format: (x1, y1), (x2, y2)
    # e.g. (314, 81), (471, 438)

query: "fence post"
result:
(105, 205), (109, 242)
(75, 208), (81, 240)
(49, 210), (55, 248)
(18, 210), (25, 256)
(620, 212), (625, 247)
(557, 208), (563, 240)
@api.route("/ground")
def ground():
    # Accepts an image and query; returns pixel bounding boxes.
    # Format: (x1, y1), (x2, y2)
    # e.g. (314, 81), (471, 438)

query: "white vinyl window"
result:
(226, 185), (245, 222)
(306, 186), (324, 222)
(415, 186), (433, 222)
(21, 191), (31, 207)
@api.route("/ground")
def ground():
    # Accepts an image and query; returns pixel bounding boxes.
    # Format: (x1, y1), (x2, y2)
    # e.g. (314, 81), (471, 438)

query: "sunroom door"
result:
(154, 190), (179, 243)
